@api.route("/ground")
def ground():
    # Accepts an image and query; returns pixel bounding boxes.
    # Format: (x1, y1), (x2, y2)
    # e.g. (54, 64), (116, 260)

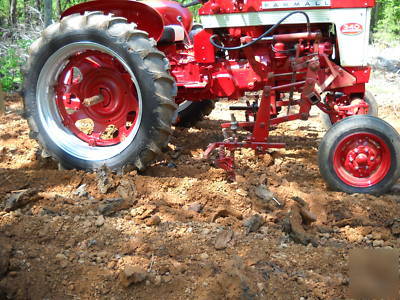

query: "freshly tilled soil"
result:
(0, 80), (400, 299)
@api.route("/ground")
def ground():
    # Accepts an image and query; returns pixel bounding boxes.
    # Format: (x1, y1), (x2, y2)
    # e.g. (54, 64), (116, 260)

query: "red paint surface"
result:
(333, 133), (391, 187)
(56, 50), (139, 146)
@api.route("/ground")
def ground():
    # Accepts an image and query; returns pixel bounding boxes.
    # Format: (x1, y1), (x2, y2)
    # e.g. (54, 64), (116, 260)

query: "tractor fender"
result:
(144, 0), (193, 32)
(61, 0), (166, 41)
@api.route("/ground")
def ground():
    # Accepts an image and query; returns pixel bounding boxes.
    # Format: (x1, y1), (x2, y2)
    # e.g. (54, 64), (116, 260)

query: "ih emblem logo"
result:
(340, 23), (364, 35)
(261, 0), (331, 9)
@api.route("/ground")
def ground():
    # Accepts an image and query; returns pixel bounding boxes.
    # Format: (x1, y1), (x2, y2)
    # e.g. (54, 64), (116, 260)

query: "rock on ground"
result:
(120, 266), (147, 287)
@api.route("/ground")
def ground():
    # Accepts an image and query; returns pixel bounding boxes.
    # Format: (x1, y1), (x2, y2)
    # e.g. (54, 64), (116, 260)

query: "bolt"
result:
(354, 148), (359, 153)
(370, 157), (375, 161)
(355, 166), (359, 170)
(349, 157), (354, 162)
(83, 94), (104, 107)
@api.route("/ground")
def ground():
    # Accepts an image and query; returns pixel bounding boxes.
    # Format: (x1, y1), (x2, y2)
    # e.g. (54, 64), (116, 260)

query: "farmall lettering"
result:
(261, 0), (331, 9)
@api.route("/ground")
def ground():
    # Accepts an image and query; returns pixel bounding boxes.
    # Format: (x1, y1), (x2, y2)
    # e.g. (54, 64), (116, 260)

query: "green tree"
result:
(372, 0), (400, 42)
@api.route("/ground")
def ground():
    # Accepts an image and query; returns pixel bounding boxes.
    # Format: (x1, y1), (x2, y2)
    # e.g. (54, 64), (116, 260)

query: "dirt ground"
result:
(0, 69), (400, 299)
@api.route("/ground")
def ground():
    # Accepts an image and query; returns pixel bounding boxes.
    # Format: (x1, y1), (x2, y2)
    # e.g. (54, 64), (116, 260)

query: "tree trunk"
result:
(56, 0), (62, 17)
(370, 1), (381, 43)
(36, 0), (41, 12)
(9, 0), (17, 26)
(44, 0), (52, 26)
(23, 0), (28, 22)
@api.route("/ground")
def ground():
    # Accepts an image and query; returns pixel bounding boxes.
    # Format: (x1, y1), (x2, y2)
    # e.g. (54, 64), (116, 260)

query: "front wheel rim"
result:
(36, 42), (143, 161)
(333, 132), (391, 188)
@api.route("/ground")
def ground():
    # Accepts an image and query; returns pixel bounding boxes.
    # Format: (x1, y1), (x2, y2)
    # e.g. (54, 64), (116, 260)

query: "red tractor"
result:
(23, 0), (400, 194)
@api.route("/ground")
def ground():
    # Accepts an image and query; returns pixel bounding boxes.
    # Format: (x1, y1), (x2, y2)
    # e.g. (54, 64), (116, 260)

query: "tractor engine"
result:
(159, 0), (373, 109)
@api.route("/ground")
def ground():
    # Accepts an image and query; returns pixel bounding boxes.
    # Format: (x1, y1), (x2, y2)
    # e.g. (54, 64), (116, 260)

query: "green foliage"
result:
(0, 39), (32, 91)
(0, 0), (9, 25)
(372, 0), (400, 43)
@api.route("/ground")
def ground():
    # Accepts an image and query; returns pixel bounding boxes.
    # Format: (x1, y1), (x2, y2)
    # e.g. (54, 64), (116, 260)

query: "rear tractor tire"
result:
(23, 12), (177, 171)
(318, 115), (400, 194)
(321, 90), (378, 129)
(173, 100), (215, 127)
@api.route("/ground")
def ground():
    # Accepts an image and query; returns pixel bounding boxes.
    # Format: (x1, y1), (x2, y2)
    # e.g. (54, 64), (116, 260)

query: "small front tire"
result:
(318, 115), (400, 194)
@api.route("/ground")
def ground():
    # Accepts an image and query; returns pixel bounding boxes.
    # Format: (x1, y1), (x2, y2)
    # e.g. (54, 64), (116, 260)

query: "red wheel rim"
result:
(333, 133), (391, 187)
(55, 50), (139, 146)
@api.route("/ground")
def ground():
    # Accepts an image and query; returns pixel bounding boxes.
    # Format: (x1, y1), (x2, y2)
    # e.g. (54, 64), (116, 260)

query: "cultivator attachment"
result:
(204, 86), (285, 180)
(205, 33), (346, 179)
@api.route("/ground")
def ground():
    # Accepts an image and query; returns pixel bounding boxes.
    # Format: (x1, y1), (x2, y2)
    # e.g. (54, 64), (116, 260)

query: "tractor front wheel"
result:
(23, 12), (177, 170)
(318, 115), (400, 194)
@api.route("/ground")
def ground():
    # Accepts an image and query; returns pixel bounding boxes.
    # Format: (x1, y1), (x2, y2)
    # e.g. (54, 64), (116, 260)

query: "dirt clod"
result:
(98, 198), (128, 216)
(199, 253), (209, 260)
(389, 219), (400, 236)
(299, 206), (317, 225)
(146, 215), (161, 226)
(187, 202), (203, 213)
(211, 207), (243, 222)
(289, 203), (317, 246)
(95, 215), (105, 227)
(0, 239), (11, 277)
(73, 184), (88, 198)
(97, 167), (113, 194)
(116, 179), (135, 200)
(120, 266), (147, 287)
(243, 214), (264, 234)
(215, 229), (234, 250)
(254, 184), (274, 202)
(4, 189), (37, 212)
